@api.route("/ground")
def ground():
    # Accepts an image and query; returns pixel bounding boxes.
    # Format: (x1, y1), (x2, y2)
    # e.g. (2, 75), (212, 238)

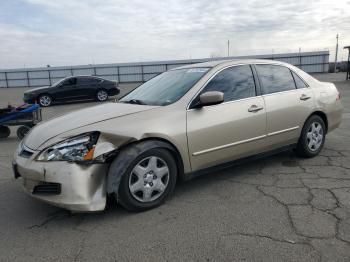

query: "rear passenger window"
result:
(201, 65), (256, 102)
(77, 77), (93, 84)
(256, 65), (296, 94)
(292, 71), (307, 89)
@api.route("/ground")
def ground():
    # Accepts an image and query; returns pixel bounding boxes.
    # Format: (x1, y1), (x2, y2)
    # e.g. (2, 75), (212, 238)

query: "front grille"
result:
(33, 182), (61, 195)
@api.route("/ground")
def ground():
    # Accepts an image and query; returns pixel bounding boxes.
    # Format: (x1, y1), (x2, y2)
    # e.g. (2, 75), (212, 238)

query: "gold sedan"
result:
(13, 59), (342, 212)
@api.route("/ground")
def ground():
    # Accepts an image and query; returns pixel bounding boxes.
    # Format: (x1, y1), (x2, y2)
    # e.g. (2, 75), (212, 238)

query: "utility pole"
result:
(334, 34), (339, 72)
(227, 40), (230, 57)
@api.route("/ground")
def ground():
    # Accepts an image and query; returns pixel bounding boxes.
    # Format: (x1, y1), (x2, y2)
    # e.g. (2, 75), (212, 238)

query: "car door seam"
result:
(192, 126), (299, 157)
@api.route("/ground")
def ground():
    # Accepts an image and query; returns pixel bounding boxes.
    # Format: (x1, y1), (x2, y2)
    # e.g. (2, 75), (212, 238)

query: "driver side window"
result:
(62, 77), (77, 86)
(200, 65), (256, 102)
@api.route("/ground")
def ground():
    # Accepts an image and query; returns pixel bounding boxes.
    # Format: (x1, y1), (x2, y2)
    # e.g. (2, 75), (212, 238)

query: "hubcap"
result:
(39, 96), (51, 106)
(128, 156), (169, 202)
(97, 90), (108, 101)
(306, 122), (323, 151)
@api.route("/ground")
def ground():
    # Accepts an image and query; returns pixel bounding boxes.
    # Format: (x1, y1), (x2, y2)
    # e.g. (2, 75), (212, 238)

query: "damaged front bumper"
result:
(13, 153), (108, 212)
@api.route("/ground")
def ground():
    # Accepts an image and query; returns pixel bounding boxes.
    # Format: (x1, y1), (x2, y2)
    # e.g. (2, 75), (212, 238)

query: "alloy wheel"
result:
(97, 90), (108, 101)
(39, 95), (51, 107)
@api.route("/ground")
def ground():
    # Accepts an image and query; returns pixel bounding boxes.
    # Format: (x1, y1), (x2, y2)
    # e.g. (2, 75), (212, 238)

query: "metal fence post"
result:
(26, 71), (30, 88)
(48, 70), (52, 85)
(141, 65), (144, 82)
(4, 72), (8, 88)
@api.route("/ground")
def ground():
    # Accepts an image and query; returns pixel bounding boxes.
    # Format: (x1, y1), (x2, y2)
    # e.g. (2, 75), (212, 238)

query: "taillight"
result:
(336, 87), (341, 101)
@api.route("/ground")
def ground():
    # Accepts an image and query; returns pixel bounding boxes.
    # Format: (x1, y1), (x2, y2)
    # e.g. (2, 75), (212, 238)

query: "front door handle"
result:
(248, 105), (264, 112)
(300, 94), (311, 101)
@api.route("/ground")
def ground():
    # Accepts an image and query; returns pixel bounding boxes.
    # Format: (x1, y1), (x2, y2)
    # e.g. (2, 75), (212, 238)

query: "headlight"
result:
(37, 132), (99, 162)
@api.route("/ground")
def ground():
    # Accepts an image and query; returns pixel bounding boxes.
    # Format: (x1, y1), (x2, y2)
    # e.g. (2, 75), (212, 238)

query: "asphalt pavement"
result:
(0, 73), (349, 261)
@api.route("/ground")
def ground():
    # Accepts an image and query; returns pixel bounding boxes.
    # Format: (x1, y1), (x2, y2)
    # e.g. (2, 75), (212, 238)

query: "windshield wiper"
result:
(121, 99), (147, 105)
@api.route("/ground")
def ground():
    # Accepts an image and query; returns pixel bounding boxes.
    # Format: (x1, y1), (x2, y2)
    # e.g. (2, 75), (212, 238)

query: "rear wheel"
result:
(17, 125), (31, 140)
(96, 89), (108, 102)
(0, 125), (10, 138)
(117, 148), (177, 212)
(38, 94), (52, 107)
(295, 115), (326, 158)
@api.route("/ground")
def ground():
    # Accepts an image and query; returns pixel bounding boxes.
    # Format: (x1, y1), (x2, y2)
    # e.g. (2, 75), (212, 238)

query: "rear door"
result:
(187, 64), (267, 171)
(76, 77), (96, 98)
(255, 64), (314, 149)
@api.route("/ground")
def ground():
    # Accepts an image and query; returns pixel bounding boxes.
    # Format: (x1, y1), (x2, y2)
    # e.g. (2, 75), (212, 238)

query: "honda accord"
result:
(13, 60), (342, 212)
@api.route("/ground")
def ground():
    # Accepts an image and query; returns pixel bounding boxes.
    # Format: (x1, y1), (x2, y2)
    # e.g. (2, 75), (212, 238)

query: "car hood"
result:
(24, 86), (51, 93)
(24, 102), (159, 150)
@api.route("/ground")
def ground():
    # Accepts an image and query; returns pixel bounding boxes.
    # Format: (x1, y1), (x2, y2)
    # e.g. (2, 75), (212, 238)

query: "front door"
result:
(53, 77), (78, 100)
(187, 65), (267, 171)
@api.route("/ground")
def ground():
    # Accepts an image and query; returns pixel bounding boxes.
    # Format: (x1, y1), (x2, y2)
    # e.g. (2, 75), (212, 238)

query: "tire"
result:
(38, 94), (52, 107)
(0, 125), (10, 138)
(294, 115), (326, 158)
(17, 125), (31, 140)
(117, 148), (177, 212)
(96, 89), (108, 102)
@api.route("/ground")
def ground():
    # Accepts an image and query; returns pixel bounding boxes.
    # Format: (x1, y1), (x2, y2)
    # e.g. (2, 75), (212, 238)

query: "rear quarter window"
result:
(256, 64), (296, 95)
(291, 71), (308, 89)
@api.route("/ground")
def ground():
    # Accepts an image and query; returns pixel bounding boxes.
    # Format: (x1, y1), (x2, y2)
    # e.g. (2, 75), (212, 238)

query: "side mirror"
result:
(195, 91), (224, 108)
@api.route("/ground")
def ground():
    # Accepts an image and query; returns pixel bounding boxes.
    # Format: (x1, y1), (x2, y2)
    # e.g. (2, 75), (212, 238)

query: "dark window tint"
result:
(62, 77), (76, 86)
(201, 65), (256, 102)
(256, 65), (296, 94)
(77, 77), (95, 84)
(292, 71), (307, 89)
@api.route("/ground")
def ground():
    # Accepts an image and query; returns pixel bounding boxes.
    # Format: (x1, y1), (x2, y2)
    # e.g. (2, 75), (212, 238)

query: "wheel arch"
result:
(308, 110), (328, 133)
(37, 93), (53, 103)
(106, 137), (185, 196)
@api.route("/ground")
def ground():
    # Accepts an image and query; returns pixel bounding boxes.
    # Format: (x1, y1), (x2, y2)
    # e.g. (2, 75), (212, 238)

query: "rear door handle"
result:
(248, 105), (264, 112)
(300, 94), (311, 101)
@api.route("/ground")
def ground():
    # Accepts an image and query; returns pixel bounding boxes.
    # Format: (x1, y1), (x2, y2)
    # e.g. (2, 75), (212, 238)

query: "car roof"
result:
(66, 75), (110, 81)
(172, 59), (289, 70)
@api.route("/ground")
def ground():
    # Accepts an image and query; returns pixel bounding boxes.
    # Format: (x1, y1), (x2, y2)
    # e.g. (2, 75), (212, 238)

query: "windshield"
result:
(119, 68), (210, 106)
(52, 77), (67, 87)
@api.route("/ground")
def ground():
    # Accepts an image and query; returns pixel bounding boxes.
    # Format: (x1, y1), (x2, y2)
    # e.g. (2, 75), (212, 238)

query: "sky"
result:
(0, 0), (349, 69)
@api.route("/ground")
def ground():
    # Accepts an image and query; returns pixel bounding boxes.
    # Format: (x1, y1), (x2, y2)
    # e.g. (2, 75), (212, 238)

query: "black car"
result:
(23, 76), (120, 107)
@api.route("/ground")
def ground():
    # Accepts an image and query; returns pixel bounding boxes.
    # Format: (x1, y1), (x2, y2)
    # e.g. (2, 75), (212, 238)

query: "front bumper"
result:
(23, 94), (36, 104)
(13, 152), (108, 212)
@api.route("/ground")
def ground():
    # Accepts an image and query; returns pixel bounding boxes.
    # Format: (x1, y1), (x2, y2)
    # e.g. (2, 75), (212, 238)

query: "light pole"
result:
(334, 34), (339, 72)
(227, 40), (230, 57)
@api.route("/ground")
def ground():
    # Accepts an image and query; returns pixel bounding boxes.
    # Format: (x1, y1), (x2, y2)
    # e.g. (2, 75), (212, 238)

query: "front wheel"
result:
(295, 115), (326, 158)
(38, 94), (52, 107)
(96, 89), (108, 102)
(117, 148), (177, 212)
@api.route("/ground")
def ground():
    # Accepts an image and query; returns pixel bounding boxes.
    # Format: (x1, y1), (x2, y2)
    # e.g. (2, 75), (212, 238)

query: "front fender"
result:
(106, 140), (179, 195)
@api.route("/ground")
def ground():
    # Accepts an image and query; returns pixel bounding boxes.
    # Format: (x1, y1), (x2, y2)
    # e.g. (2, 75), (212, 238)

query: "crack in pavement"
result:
(28, 210), (71, 229)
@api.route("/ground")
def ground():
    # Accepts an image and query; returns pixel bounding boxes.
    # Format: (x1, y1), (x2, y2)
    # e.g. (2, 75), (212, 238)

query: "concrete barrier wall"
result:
(0, 51), (329, 88)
